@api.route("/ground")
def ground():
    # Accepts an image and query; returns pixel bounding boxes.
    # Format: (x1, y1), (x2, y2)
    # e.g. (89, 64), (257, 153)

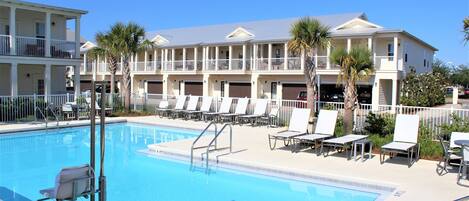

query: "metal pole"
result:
(99, 83), (107, 201)
(90, 81), (96, 201)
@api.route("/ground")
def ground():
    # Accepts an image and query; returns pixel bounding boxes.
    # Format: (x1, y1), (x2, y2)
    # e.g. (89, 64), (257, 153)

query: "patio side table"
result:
(353, 139), (373, 161)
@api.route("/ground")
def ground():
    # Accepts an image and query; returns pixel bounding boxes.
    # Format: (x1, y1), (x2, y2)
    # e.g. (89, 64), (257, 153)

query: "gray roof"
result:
(1, 0), (87, 15)
(146, 12), (367, 47)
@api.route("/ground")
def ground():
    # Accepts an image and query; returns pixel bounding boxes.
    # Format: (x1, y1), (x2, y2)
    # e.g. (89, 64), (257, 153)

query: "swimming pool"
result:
(0, 123), (386, 201)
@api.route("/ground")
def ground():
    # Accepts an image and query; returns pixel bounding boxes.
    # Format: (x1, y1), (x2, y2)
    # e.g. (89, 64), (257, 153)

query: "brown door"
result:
(184, 82), (203, 96)
(229, 82), (251, 98)
(147, 81), (163, 94)
(80, 80), (92, 92)
(282, 83), (306, 100)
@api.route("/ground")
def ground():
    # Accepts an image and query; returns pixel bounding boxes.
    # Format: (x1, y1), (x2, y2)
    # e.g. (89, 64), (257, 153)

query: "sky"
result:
(35, 0), (469, 65)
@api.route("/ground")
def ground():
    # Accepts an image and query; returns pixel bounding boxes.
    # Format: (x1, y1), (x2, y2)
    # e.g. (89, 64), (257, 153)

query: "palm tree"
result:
(330, 47), (374, 134)
(87, 31), (119, 106)
(288, 17), (330, 116)
(464, 17), (469, 43)
(107, 22), (155, 111)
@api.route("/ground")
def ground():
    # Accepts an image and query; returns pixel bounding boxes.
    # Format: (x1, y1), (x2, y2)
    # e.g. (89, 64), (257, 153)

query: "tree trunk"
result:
(303, 51), (317, 117)
(343, 79), (357, 134)
(121, 57), (132, 112)
(107, 56), (118, 107)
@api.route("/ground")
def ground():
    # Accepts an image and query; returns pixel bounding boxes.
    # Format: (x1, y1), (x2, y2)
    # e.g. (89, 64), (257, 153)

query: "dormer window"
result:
(226, 27), (254, 40)
(151, 35), (169, 46)
(334, 18), (382, 31)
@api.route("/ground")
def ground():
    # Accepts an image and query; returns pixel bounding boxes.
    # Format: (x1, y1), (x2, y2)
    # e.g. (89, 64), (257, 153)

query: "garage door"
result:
(282, 83), (306, 100)
(147, 81), (163, 94)
(80, 80), (92, 92)
(185, 82), (203, 96)
(229, 82), (251, 98)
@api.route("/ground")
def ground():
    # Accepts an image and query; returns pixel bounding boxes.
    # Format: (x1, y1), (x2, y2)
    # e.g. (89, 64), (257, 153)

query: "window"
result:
(35, 22), (45, 38)
(220, 81), (225, 97)
(387, 43), (394, 61)
(37, 80), (45, 95)
(271, 82), (277, 99)
(275, 49), (281, 58)
(404, 53), (408, 63)
(424, 59), (426, 67)
(5, 25), (9, 35)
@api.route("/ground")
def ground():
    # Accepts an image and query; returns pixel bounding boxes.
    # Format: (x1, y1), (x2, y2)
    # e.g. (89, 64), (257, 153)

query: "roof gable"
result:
(334, 18), (382, 30)
(226, 27), (254, 40)
(151, 35), (170, 45)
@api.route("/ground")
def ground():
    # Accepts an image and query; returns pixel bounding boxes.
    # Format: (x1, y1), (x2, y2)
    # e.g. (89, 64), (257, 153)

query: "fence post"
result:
(67, 93), (70, 102)
(353, 103), (358, 132)
(34, 93), (37, 122)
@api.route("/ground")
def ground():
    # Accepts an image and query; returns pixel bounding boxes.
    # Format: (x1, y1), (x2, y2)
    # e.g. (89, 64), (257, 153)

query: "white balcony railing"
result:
(231, 59), (243, 70)
(16, 36), (45, 57)
(173, 60), (184, 71)
(316, 56), (328, 69)
(206, 59), (216, 71)
(271, 58), (285, 70)
(218, 59), (229, 70)
(256, 58), (269, 71)
(185, 60), (195, 71)
(50, 39), (76, 59)
(374, 56), (395, 70)
(0, 34), (11, 55)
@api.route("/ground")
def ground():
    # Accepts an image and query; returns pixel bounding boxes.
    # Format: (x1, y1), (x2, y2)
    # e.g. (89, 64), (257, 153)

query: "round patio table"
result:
(454, 140), (469, 181)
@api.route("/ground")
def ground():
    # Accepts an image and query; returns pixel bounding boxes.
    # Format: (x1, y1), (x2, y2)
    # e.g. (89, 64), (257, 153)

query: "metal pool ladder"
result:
(34, 104), (60, 130)
(204, 123), (233, 171)
(190, 122), (217, 167)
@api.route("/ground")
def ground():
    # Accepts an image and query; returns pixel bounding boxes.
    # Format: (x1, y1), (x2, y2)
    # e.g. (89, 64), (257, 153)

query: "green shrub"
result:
(400, 70), (447, 107)
(334, 115), (344, 137)
(418, 126), (443, 160)
(364, 113), (395, 136)
(369, 134), (393, 151)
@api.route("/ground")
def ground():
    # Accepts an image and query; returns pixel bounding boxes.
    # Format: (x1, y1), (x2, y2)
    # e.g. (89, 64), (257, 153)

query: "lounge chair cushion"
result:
(314, 110), (338, 135)
(323, 134), (367, 145)
(288, 108), (311, 133)
(382, 141), (416, 151)
(240, 114), (263, 118)
(393, 114), (419, 144)
(270, 131), (305, 139)
(294, 134), (332, 141)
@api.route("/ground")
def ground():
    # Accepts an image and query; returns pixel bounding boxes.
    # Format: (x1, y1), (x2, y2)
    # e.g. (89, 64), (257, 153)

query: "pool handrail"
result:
(190, 121), (217, 167)
(205, 123), (233, 172)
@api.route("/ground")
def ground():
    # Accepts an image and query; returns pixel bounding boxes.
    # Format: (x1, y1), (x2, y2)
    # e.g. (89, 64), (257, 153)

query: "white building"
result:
(79, 13), (436, 109)
(0, 0), (86, 98)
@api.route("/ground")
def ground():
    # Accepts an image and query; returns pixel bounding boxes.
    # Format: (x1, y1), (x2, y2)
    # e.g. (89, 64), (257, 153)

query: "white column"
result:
(182, 48), (186, 70)
(371, 77), (380, 111)
(202, 47), (206, 70)
(393, 36), (399, 69)
(45, 12), (51, 57)
(242, 44), (246, 70)
(9, 7), (16, 55)
(135, 53), (138, 71)
(228, 45), (233, 70)
(326, 42), (331, 69)
(300, 48), (305, 70)
(215, 46), (219, 71)
(372, 38), (377, 68)
(83, 53), (87, 73)
(44, 64), (51, 98)
(74, 65), (80, 98)
(314, 48), (318, 68)
(10, 63), (18, 96)
(92, 60), (96, 81)
(253, 44), (258, 70)
(268, 43), (272, 70)
(284, 42), (288, 70)
(171, 49), (175, 70)
(203, 74), (210, 96)
(347, 38), (351, 53)
(75, 17), (81, 58)
(161, 49), (165, 70)
(368, 37), (372, 51)
(194, 47), (198, 71)
(144, 51), (148, 71)
(153, 49), (157, 70)
(391, 79), (398, 112)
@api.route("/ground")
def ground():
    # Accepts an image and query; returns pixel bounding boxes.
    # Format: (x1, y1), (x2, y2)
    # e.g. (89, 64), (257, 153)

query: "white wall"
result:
(402, 36), (434, 74)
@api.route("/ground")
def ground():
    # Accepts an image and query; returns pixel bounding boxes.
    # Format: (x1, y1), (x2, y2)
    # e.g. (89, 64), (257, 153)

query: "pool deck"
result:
(1, 116), (468, 201)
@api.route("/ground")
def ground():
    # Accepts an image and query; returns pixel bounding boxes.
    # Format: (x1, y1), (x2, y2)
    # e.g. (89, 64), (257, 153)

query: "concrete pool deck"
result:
(1, 116), (467, 201)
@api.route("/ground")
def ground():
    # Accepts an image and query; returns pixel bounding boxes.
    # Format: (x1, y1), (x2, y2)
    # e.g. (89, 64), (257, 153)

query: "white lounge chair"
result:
(238, 99), (268, 125)
(38, 164), (94, 201)
(155, 100), (170, 117)
(168, 95), (187, 118)
(320, 134), (368, 159)
(380, 114), (420, 167)
(203, 97), (232, 121)
(268, 108), (311, 150)
(219, 98), (249, 123)
(292, 110), (338, 153)
(173, 96), (199, 119)
(259, 106), (279, 127)
(183, 96), (213, 120)
(457, 145), (469, 186)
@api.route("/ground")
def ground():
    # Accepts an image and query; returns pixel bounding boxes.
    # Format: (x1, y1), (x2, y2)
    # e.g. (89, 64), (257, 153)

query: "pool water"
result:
(0, 123), (381, 201)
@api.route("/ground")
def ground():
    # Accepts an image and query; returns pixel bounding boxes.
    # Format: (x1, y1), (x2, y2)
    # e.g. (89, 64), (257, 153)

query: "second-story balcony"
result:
(0, 35), (77, 59)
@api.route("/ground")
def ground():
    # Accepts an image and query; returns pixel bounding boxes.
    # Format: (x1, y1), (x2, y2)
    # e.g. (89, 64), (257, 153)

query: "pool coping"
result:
(144, 146), (398, 201)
